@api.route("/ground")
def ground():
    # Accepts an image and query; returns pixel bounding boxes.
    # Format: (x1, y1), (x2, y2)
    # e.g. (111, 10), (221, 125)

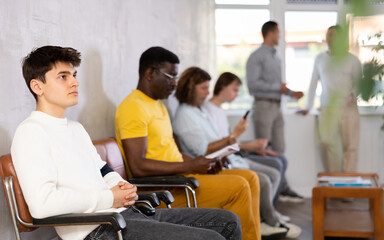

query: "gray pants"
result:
(229, 158), (281, 226)
(244, 158), (280, 200)
(253, 171), (280, 226)
(228, 154), (282, 226)
(252, 100), (285, 154)
(84, 206), (242, 240)
(243, 153), (289, 205)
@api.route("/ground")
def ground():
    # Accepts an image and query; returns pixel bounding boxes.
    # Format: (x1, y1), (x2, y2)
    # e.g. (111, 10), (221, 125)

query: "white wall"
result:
(0, 0), (215, 239)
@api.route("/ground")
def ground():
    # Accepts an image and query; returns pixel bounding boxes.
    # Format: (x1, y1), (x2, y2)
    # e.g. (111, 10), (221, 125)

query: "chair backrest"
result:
(0, 154), (37, 232)
(93, 138), (128, 180)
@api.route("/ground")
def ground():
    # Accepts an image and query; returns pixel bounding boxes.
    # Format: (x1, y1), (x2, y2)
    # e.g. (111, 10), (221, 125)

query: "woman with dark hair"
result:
(206, 72), (302, 206)
(173, 67), (301, 239)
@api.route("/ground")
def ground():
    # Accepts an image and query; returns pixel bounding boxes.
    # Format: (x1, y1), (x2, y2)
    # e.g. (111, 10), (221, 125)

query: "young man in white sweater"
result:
(11, 45), (241, 240)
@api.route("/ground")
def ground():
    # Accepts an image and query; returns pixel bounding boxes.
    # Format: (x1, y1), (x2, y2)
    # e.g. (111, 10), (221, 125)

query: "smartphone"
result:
(243, 110), (250, 119)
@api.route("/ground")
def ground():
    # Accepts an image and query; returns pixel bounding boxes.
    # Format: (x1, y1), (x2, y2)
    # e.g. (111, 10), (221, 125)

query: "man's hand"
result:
(232, 117), (248, 139)
(240, 139), (268, 152)
(110, 181), (138, 208)
(291, 91), (304, 99)
(187, 156), (216, 174)
(280, 83), (290, 94)
(255, 149), (279, 157)
(347, 92), (355, 106)
(208, 158), (224, 174)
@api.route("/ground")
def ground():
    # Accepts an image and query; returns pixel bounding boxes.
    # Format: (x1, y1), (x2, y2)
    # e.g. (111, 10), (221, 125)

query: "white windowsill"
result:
(225, 106), (384, 117)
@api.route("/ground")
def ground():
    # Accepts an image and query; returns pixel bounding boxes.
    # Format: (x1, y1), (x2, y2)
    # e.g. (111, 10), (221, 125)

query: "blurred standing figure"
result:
(298, 25), (362, 172)
(246, 21), (303, 154)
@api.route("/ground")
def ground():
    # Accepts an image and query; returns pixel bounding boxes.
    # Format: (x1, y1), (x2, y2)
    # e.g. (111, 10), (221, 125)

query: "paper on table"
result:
(205, 143), (239, 159)
(318, 176), (363, 183)
(318, 176), (372, 187)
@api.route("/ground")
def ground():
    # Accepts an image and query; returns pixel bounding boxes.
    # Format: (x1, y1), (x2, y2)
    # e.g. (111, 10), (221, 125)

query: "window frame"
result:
(214, 0), (384, 111)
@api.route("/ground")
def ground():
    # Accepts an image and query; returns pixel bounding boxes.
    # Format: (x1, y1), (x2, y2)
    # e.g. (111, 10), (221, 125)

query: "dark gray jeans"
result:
(84, 206), (241, 240)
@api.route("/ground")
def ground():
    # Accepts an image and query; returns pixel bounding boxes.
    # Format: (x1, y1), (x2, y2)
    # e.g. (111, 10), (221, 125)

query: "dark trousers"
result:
(85, 206), (242, 240)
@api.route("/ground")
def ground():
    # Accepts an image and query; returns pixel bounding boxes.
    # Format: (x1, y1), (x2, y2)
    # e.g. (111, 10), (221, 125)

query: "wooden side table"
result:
(312, 172), (383, 240)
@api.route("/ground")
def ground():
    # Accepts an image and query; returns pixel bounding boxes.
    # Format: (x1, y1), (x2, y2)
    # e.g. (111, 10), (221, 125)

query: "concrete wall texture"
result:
(0, 0), (215, 239)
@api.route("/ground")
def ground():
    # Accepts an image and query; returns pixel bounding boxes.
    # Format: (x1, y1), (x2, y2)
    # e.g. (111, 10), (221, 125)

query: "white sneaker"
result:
(260, 222), (287, 239)
(278, 195), (304, 203)
(275, 211), (291, 223)
(281, 222), (302, 239)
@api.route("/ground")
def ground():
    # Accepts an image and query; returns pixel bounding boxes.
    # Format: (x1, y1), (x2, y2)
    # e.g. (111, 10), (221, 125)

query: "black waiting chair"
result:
(0, 154), (167, 240)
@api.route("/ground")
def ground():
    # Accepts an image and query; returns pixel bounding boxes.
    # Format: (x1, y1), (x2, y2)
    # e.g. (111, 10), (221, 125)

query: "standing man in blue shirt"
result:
(246, 21), (303, 154)
(246, 21), (304, 202)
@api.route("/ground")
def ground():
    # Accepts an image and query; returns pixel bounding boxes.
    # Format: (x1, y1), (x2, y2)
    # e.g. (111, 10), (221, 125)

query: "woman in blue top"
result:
(172, 67), (301, 239)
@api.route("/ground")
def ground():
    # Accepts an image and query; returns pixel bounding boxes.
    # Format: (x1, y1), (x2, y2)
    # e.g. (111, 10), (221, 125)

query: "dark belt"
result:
(255, 98), (281, 104)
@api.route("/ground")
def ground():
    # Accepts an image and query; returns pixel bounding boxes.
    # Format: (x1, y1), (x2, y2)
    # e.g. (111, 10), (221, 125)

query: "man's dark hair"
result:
(176, 67), (211, 105)
(213, 72), (242, 96)
(22, 46), (81, 101)
(139, 46), (180, 78)
(261, 21), (278, 38)
(328, 25), (343, 34)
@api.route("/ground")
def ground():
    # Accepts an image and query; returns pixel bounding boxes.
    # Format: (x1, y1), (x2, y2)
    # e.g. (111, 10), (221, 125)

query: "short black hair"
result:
(139, 46), (180, 78)
(328, 25), (343, 34)
(213, 72), (241, 96)
(22, 46), (81, 101)
(261, 21), (278, 38)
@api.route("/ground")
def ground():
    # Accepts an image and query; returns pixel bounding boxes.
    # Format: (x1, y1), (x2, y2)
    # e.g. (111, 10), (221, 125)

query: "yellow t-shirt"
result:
(115, 90), (183, 177)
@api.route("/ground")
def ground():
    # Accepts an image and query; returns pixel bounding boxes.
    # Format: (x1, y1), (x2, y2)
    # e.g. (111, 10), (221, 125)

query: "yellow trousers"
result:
(169, 169), (260, 240)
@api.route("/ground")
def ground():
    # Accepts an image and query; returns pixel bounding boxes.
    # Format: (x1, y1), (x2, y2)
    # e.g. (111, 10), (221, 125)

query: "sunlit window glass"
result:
(216, 9), (270, 110)
(285, 11), (337, 109)
(287, 0), (337, 4)
(216, 0), (270, 5)
(350, 14), (384, 107)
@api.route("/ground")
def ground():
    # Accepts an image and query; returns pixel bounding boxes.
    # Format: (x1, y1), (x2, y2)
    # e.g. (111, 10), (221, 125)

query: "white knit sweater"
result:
(305, 51), (362, 109)
(11, 111), (124, 240)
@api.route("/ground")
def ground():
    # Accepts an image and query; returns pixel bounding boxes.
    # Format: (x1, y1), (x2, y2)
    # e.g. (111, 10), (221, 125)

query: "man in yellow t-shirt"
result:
(115, 46), (261, 240)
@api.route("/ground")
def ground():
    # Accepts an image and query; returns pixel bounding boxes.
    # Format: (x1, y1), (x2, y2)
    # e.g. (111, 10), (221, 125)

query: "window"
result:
(215, 8), (270, 109)
(216, 0), (270, 5)
(287, 0), (337, 4)
(285, 11), (338, 109)
(214, 0), (383, 110)
(349, 14), (384, 107)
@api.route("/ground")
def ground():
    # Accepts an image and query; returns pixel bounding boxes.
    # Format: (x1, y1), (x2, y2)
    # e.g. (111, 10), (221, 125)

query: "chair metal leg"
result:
(4, 177), (22, 240)
(117, 230), (123, 240)
(191, 190), (197, 208)
(184, 188), (191, 208)
(186, 185), (197, 208)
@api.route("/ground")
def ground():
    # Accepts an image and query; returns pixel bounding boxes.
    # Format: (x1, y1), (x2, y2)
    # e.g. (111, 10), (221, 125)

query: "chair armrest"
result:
(186, 177), (200, 188)
(32, 212), (126, 232)
(138, 190), (175, 206)
(137, 192), (160, 207)
(129, 175), (199, 189)
(154, 190), (174, 205)
(136, 205), (156, 216)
